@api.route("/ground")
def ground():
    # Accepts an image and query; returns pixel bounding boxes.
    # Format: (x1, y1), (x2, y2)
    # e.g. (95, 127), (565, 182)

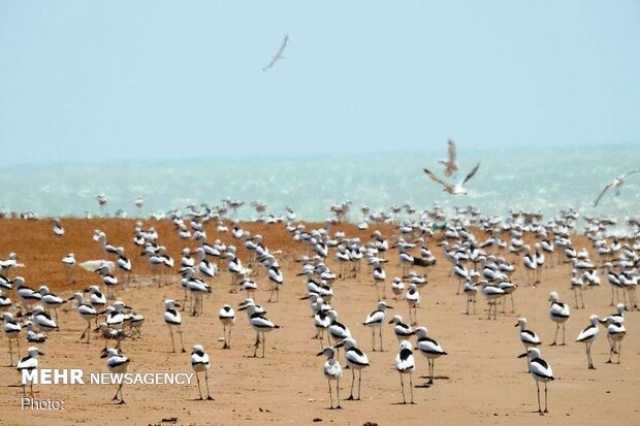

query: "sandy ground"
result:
(0, 220), (638, 426)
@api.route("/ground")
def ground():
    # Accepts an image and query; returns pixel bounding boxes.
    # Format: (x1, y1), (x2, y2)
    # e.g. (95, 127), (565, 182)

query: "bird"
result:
(404, 283), (420, 325)
(394, 340), (416, 404)
(548, 291), (570, 346)
(414, 326), (447, 387)
(101, 347), (130, 404)
(576, 314), (600, 369)
(362, 300), (393, 351)
(218, 304), (235, 349)
(518, 347), (554, 415)
(164, 299), (185, 353)
(17, 346), (44, 397)
(238, 299), (279, 358)
(389, 315), (414, 343)
(3, 312), (22, 365)
(51, 219), (64, 237)
(68, 293), (97, 343)
(437, 139), (459, 177)
(593, 169), (640, 206)
(423, 163), (480, 195)
(335, 337), (369, 401)
(317, 346), (342, 409)
(191, 344), (213, 400)
(262, 34), (289, 72)
(516, 317), (542, 350)
(602, 316), (626, 364)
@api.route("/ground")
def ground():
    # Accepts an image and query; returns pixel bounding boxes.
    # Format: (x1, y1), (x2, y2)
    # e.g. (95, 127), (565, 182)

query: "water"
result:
(1, 144), (638, 221)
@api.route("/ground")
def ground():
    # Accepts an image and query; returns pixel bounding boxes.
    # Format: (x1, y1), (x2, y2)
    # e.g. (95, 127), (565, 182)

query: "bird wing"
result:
(593, 183), (613, 207)
(622, 169), (640, 179)
(423, 168), (453, 191)
(447, 139), (456, 164)
(462, 163), (480, 185)
(262, 34), (289, 72)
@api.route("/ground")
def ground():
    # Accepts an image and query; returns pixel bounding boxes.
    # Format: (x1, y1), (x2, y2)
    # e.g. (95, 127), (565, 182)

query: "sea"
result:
(1, 144), (638, 223)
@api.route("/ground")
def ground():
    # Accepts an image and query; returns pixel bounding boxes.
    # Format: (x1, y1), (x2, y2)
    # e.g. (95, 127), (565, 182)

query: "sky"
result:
(1, 1), (639, 165)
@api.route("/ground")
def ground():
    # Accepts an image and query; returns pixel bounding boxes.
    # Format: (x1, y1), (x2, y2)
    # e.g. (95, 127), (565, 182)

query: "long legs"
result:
(585, 342), (595, 369)
(399, 373), (415, 404)
(327, 378), (341, 409)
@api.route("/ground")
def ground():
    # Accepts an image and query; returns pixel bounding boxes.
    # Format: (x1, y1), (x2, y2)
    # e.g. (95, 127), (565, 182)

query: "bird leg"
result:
(544, 382), (548, 413)
(551, 324), (559, 346)
(204, 370), (213, 400)
(347, 369), (355, 400)
(195, 372), (203, 399)
(409, 373), (415, 404)
(537, 382), (543, 415)
(400, 374), (406, 404)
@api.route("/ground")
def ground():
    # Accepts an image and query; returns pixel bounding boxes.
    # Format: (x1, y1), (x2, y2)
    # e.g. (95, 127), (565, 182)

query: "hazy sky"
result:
(1, 1), (639, 165)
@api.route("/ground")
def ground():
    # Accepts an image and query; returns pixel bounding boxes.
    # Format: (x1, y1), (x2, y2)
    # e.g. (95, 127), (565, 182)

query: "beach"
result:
(0, 218), (638, 426)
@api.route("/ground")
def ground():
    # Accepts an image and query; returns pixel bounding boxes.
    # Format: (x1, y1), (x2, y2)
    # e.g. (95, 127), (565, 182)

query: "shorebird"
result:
(518, 348), (554, 415)
(423, 163), (480, 195)
(391, 277), (405, 300)
(335, 337), (369, 401)
(218, 304), (235, 349)
(238, 299), (279, 358)
(38, 285), (66, 324)
(405, 283), (420, 325)
(463, 280), (478, 315)
(576, 315), (600, 369)
(164, 299), (185, 353)
(414, 326), (447, 386)
(17, 346), (44, 397)
(101, 347), (130, 404)
(24, 321), (47, 343)
(191, 344), (213, 400)
(31, 305), (58, 332)
(52, 218), (64, 237)
(267, 265), (284, 303)
(372, 262), (387, 299)
(317, 346), (342, 409)
(437, 139), (459, 177)
(362, 300), (392, 351)
(516, 317), (542, 351)
(327, 309), (351, 345)
(394, 340), (416, 404)
(389, 315), (414, 343)
(593, 169), (640, 207)
(3, 312), (22, 365)
(548, 291), (570, 346)
(602, 316), (626, 364)
(68, 293), (97, 343)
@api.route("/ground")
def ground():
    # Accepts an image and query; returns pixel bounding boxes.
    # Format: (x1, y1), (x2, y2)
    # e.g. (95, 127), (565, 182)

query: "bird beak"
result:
(238, 305), (247, 311)
(125, 305), (132, 309)
(517, 353), (527, 358)
(334, 341), (344, 348)
(174, 303), (181, 308)
(299, 295), (310, 300)
(514, 323), (519, 327)
(38, 351), (45, 356)
(316, 351), (325, 356)
(388, 319), (394, 324)
(387, 305), (394, 309)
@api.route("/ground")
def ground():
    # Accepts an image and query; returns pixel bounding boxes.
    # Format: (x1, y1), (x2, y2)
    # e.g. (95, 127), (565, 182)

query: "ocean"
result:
(1, 144), (638, 222)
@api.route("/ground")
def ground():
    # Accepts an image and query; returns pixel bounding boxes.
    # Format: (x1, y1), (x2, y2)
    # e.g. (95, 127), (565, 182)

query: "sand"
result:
(0, 219), (638, 426)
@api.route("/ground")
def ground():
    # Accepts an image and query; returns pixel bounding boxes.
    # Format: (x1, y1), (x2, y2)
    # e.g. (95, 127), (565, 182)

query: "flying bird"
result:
(423, 163), (480, 195)
(437, 139), (459, 177)
(593, 169), (640, 207)
(262, 34), (289, 72)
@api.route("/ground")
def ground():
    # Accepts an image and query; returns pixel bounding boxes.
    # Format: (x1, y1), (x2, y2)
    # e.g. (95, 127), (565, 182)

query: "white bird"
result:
(437, 139), (459, 177)
(52, 219), (64, 237)
(317, 346), (343, 409)
(191, 344), (213, 400)
(576, 314), (600, 369)
(238, 299), (279, 358)
(164, 299), (185, 353)
(17, 346), (44, 397)
(362, 300), (393, 351)
(335, 337), (369, 401)
(593, 169), (640, 206)
(68, 293), (97, 344)
(218, 304), (235, 349)
(3, 312), (22, 365)
(423, 163), (480, 195)
(414, 326), (447, 387)
(394, 340), (416, 404)
(518, 347), (554, 415)
(388, 315), (414, 343)
(101, 347), (130, 404)
(548, 291), (570, 346)
(405, 283), (420, 325)
(516, 317), (542, 350)
(602, 316), (626, 364)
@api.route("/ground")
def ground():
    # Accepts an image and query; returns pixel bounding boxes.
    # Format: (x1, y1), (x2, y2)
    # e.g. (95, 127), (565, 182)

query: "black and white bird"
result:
(518, 347), (554, 415)
(101, 347), (130, 404)
(164, 299), (185, 353)
(423, 162), (480, 195)
(602, 316), (626, 364)
(317, 346), (343, 409)
(61, 253), (76, 283)
(218, 304), (235, 349)
(335, 337), (369, 401)
(3, 312), (22, 365)
(405, 283), (420, 325)
(362, 300), (393, 351)
(516, 317), (542, 350)
(191, 344), (213, 400)
(414, 326), (447, 386)
(17, 346), (44, 397)
(394, 340), (416, 404)
(576, 315), (600, 369)
(238, 299), (279, 358)
(389, 315), (414, 343)
(52, 219), (64, 237)
(593, 169), (640, 206)
(548, 291), (570, 346)
(68, 293), (97, 344)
